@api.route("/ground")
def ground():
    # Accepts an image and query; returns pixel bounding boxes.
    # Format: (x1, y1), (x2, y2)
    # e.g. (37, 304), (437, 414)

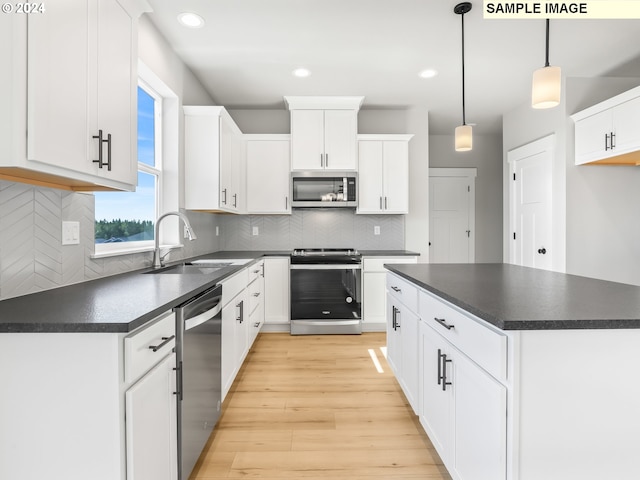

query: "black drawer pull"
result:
(434, 317), (455, 330)
(149, 335), (175, 352)
(390, 286), (402, 293)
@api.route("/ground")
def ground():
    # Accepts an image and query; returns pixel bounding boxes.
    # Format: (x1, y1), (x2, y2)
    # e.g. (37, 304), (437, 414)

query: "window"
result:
(94, 83), (162, 254)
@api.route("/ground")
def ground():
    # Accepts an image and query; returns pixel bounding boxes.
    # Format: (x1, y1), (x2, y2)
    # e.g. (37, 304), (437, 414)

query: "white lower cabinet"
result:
(248, 260), (265, 344)
(221, 288), (248, 401)
(386, 274), (420, 413)
(387, 271), (508, 480)
(125, 352), (178, 480)
(0, 309), (176, 480)
(363, 256), (417, 330)
(220, 262), (268, 401)
(264, 257), (290, 325)
(420, 319), (506, 480)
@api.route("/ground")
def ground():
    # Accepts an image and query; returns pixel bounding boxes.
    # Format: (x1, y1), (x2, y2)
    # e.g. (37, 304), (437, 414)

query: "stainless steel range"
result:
(290, 248), (362, 335)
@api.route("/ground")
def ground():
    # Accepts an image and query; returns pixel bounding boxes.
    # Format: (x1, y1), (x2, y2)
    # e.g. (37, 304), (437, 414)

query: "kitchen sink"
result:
(144, 258), (253, 274)
(189, 259), (252, 266)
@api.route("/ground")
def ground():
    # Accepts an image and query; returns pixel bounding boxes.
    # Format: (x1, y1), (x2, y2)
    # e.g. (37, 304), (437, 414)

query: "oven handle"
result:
(290, 264), (362, 270)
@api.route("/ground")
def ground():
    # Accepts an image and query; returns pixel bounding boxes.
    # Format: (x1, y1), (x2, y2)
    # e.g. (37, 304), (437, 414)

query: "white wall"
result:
(564, 77), (640, 285)
(503, 75), (640, 285)
(430, 134), (503, 263)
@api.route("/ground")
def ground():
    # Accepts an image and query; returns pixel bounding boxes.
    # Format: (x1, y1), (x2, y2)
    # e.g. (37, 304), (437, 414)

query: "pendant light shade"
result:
(455, 125), (473, 151)
(454, 2), (472, 152)
(532, 19), (561, 109)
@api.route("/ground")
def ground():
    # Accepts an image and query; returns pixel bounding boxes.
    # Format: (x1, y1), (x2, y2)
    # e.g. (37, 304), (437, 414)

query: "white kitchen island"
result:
(386, 263), (640, 480)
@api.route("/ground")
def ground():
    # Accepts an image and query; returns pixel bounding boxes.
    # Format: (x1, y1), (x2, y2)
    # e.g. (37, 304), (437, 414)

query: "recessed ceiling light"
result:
(418, 69), (438, 79)
(178, 12), (205, 28)
(292, 68), (311, 78)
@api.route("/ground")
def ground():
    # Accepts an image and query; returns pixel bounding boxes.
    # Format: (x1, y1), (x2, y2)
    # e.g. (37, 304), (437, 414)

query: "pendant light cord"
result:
(461, 11), (466, 126)
(544, 19), (550, 67)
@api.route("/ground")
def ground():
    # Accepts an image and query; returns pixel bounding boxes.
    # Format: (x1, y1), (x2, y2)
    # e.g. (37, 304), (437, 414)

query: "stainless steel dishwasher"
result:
(174, 284), (223, 480)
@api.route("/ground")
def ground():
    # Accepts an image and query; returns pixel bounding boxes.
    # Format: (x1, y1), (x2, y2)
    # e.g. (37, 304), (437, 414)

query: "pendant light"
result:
(532, 19), (561, 109)
(454, 2), (472, 152)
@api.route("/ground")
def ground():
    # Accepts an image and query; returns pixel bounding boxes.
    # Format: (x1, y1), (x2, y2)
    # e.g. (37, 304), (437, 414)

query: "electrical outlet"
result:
(252, 226), (259, 236)
(216, 226), (219, 236)
(374, 225), (381, 235)
(62, 221), (80, 245)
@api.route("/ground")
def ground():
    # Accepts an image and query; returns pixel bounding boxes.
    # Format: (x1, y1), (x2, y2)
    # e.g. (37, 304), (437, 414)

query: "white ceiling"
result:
(146, 0), (640, 134)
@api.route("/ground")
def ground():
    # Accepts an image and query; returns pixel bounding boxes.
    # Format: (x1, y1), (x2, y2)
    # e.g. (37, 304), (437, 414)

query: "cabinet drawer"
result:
(248, 277), (264, 314)
(124, 311), (176, 384)
(386, 273), (418, 313)
(248, 261), (264, 284)
(419, 290), (507, 381)
(221, 267), (249, 307)
(249, 303), (264, 332)
(364, 256), (417, 272)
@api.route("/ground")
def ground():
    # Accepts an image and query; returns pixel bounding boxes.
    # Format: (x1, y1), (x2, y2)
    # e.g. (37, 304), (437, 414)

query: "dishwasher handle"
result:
(184, 302), (222, 331)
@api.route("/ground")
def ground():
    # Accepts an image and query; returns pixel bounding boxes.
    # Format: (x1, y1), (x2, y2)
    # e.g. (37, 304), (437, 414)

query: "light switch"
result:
(62, 221), (80, 245)
(374, 226), (381, 235)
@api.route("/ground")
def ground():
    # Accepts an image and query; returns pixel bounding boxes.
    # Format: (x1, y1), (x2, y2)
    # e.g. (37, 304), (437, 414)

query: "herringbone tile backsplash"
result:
(0, 180), (404, 300)
(220, 209), (404, 251)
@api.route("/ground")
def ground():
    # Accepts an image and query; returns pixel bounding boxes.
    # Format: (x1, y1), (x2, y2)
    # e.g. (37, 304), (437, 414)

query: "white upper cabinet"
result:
(572, 85), (640, 165)
(285, 96), (363, 171)
(184, 106), (244, 213)
(357, 135), (413, 214)
(0, 0), (146, 191)
(246, 135), (291, 214)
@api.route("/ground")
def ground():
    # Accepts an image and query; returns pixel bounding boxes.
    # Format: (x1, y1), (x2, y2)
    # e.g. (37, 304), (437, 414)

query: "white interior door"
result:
(509, 138), (553, 270)
(429, 169), (476, 263)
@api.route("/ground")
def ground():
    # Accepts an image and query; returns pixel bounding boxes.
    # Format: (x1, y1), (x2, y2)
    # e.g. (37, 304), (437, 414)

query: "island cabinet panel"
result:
(418, 292), (507, 480)
(512, 329), (640, 480)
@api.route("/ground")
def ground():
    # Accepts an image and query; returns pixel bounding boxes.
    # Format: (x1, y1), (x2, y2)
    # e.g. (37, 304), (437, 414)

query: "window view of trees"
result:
(95, 219), (154, 243)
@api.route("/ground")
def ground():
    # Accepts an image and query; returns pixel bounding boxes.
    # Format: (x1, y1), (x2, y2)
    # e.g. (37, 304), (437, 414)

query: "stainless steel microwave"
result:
(291, 171), (357, 208)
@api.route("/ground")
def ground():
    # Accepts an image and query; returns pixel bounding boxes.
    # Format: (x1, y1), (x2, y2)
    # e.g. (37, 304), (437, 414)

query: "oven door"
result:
(290, 264), (362, 334)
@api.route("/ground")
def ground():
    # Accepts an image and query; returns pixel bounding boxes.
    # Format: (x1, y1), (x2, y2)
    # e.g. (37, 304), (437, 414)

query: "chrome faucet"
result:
(152, 211), (197, 268)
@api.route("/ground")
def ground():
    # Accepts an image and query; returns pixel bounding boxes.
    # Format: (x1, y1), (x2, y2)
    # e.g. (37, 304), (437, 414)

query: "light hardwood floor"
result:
(190, 332), (452, 480)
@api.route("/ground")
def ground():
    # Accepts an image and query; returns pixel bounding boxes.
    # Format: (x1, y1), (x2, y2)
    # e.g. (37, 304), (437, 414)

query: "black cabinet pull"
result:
(390, 286), (402, 293)
(438, 349), (453, 391)
(222, 188), (227, 205)
(605, 133), (610, 151)
(173, 361), (183, 400)
(611, 132), (616, 149)
(442, 354), (452, 391)
(392, 306), (401, 330)
(93, 130), (112, 170)
(149, 335), (175, 352)
(538, 247), (547, 254)
(434, 317), (455, 330)
(236, 300), (244, 323)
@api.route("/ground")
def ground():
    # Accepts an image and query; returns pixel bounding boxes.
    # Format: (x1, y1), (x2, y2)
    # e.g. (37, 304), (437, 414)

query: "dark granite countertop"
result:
(385, 263), (640, 330)
(0, 251), (287, 334)
(0, 249), (417, 334)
